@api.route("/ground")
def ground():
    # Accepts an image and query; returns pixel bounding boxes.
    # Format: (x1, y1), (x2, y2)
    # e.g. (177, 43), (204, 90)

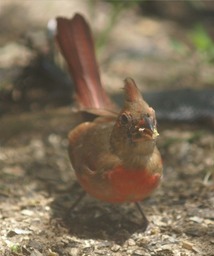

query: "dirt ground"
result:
(0, 1), (214, 256)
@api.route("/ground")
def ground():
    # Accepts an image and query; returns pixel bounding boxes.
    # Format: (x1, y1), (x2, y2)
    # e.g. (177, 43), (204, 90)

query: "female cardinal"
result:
(56, 13), (163, 229)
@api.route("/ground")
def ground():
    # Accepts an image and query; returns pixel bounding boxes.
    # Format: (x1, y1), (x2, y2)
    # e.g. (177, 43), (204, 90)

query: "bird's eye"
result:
(119, 113), (130, 125)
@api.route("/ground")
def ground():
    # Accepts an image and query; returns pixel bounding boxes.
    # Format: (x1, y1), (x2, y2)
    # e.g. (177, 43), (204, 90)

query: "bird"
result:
(56, 13), (163, 230)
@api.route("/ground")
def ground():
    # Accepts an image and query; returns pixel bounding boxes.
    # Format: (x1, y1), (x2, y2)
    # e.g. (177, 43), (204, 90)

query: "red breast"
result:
(76, 165), (161, 203)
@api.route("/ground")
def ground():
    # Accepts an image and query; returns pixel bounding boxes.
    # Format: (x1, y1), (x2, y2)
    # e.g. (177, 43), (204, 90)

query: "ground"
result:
(0, 1), (214, 256)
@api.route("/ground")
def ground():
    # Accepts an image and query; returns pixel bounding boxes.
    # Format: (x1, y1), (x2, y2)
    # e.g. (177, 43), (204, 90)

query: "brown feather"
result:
(56, 13), (113, 109)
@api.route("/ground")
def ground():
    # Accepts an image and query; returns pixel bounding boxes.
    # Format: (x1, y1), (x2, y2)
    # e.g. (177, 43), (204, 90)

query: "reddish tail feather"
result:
(56, 13), (113, 110)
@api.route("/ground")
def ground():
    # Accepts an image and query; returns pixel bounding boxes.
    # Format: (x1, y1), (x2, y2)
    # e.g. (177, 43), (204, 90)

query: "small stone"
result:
(7, 229), (32, 237)
(182, 240), (194, 250)
(47, 249), (59, 256)
(127, 238), (136, 246)
(189, 216), (203, 223)
(64, 247), (80, 255)
(14, 228), (32, 235)
(21, 209), (34, 216)
(204, 219), (214, 225)
(133, 249), (147, 255)
(111, 244), (120, 252)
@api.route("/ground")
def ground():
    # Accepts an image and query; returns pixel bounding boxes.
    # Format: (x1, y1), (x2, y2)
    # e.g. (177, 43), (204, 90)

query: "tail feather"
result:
(56, 13), (113, 109)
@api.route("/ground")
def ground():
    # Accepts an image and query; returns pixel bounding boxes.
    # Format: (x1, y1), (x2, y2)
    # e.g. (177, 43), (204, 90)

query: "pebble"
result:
(47, 249), (59, 256)
(133, 249), (146, 255)
(64, 248), (79, 255)
(189, 216), (203, 223)
(21, 209), (34, 216)
(127, 238), (136, 246)
(182, 240), (194, 251)
(111, 244), (120, 252)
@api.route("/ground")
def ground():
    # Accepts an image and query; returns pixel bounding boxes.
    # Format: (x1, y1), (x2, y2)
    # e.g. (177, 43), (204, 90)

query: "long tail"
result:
(56, 13), (113, 110)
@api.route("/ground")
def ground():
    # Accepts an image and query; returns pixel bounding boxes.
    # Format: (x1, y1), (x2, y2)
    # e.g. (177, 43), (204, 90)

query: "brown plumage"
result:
(56, 13), (163, 230)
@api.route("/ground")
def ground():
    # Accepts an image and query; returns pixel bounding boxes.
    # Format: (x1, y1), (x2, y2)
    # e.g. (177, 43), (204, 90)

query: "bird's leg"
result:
(69, 190), (86, 210)
(135, 202), (149, 231)
(65, 182), (86, 219)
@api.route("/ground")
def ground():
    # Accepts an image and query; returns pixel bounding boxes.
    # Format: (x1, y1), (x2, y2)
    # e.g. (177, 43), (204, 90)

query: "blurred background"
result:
(0, 2), (214, 255)
(0, 0), (214, 116)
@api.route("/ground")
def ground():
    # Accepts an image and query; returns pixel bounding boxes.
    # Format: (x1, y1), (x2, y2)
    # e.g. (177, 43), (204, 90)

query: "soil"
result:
(0, 1), (214, 256)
